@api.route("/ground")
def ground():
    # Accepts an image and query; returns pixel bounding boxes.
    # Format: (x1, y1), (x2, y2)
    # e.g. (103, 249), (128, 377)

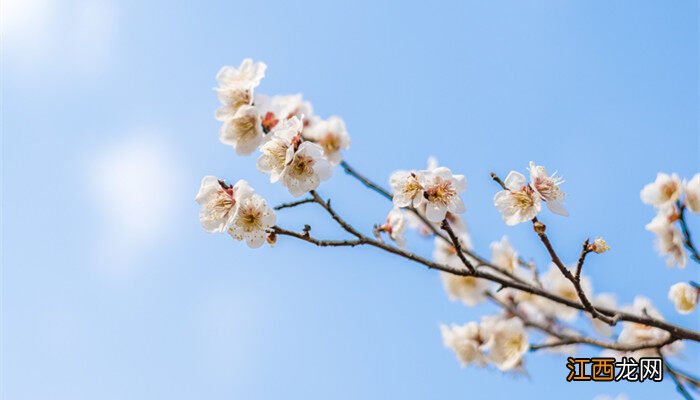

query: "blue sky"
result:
(2, 1), (698, 399)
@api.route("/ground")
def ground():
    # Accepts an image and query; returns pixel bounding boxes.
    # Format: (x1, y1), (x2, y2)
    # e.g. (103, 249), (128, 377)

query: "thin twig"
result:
(273, 226), (366, 247)
(339, 160), (393, 200)
(274, 197), (315, 210)
(441, 219), (476, 273)
(490, 172), (508, 190)
(575, 238), (590, 280)
(530, 216), (615, 325)
(309, 190), (364, 239)
(661, 352), (694, 400)
(487, 293), (676, 352)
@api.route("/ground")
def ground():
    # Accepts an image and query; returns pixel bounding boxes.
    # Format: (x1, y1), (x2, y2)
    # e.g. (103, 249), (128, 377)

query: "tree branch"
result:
(574, 239), (590, 280)
(488, 293), (675, 353)
(530, 217), (616, 325)
(331, 161), (699, 342)
(661, 352), (695, 400)
(441, 219), (476, 273)
(274, 197), (316, 210)
(272, 226), (366, 247)
(339, 160), (393, 200)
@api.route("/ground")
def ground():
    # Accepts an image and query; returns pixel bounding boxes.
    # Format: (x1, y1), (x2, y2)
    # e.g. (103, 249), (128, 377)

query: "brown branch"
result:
(272, 226), (366, 247)
(441, 219), (476, 273)
(490, 172), (508, 190)
(275, 202), (700, 342)
(274, 197), (316, 210)
(309, 190), (365, 239)
(340, 160), (528, 285)
(488, 293), (676, 353)
(332, 161), (700, 343)
(574, 239), (590, 280)
(339, 160), (393, 200)
(660, 352), (695, 400)
(530, 216), (616, 325)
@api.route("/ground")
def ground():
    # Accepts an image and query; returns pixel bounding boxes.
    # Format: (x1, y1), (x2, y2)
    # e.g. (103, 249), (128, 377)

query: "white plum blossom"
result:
(440, 322), (487, 367)
(490, 236), (519, 274)
(220, 105), (264, 155)
(195, 177), (254, 233)
(618, 296), (676, 358)
(381, 207), (407, 247)
(256, 116), (332, 197)
(528, 161), (568, 216)
(589, 237), (610, 254)
(440, 272), (490, 306)
(480, 316), (529, 371)
(421, 167), (466, 222)
(494, 171), (542, 225)
(592, 293), (616, 337)
(215, 59), (266, 121)
(255, 93), (315, 133)
(279, 139), (332, 197)
(645, 207), (687, 268)
(684, 173), (700, 213)
(228, 193), (276, 248)
(390, 170), (425, 208)
(433, 234), (473, 267)
(494, 271), (548, 325)
(304, 116), (350, 164)
(257, 117), (302, 182)
(640, 173), (683, 209)
(406, 204), (468, 236)
(538, 263), (592, 321)
(435, 234), (489, 306)
(668, 282), (698, 314)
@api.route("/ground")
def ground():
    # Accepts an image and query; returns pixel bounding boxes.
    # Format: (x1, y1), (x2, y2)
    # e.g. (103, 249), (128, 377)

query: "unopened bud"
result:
(266, 232), (277, 247)
(588, 237), (610, 254)
(533, 221), (546, 234)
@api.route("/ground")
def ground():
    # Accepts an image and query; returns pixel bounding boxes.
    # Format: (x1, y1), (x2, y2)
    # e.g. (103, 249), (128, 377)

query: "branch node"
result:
(533, 221), (546, 235)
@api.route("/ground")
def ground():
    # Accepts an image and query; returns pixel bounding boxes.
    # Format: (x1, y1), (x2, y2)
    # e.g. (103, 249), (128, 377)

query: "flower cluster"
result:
(608, 297), (684, 359)
(440, 316), (529, 371)
(390, 164), (466, 223)
(378, 158), (469, 249)
(494, 162), (567, 226)
(641, 173), (700, 268)
(214, 59), (351, 198)
(198, 59), (356, 247)
(196, 176), (276, 248)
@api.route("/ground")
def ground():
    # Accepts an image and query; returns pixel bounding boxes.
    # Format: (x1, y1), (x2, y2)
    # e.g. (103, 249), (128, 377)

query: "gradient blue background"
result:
(2, 1), (698, 399)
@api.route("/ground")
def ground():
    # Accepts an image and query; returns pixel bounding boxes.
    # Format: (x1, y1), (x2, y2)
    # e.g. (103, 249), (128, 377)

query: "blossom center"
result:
(512, 187), (535, 210)
(207, 189), (235, 220)
(660, 182), (678, 201)
(318, 132), (341, 154)
(237, 206), (263, 232)
(425, 178), (456, 206)
(289, 154), (315, 178)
